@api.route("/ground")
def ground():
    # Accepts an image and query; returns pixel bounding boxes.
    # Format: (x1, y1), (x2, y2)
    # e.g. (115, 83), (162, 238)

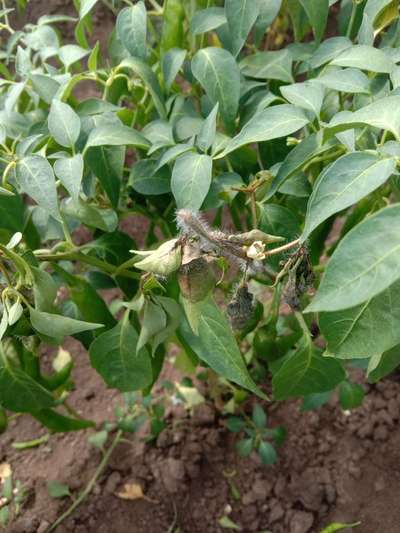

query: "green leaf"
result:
(59, 44), (89, 68)
(272, 336), (345, 400)
(116, 2), (147, 60)
(192, 47), (240, 132)
(119, 58), (166, 119)
(240, 49), (293, 83)
(330, 44), (394, 73)
(89, 312), (152, 392)
(302, 152), (396, 240)
(160, 0), (185, 54)
(79, 0), (98, 18)
(280, 81), (324, 117)
(184, 298), (266, 398)
(339, 381), (364, 410)
(62, 198), (118, 232)
(197, 103), (218, 153)
(47, 481), (71, 499)
(30, 74), (60, 104)
(86, 146), (124, 208)
(254, 0), (282, 45)
(84, 122), (150, 151)
(171, 152), (212, 210)
(258, 440), (278, 465)
(319, 279), (400, 359)
(367, 346), (400, 383)
(306, 205), (400, 313)
(299, 0), (329, 42)
(324, 96), (400, 141)
(54, 154), (84, 204)
(301, 391), (331, 411)
(48, 100), (81, 149)
(162, 48), (186, 90)
(216, 105), (309, 158)
(319, 523), (361, 533)
(226, 416), (245, 432)
(129, 159), (171, 195)
(309, 36), (352, 69)
(16, 156), (61, 221)
(252, 404), (267, 428)
(0, 354), (54, 413)
(236, 437), (253, 457)
(88, 41), (100, 71)
(32, 266), (57, 312)
(190, 7), (227, 35)
(137, 300), (167, 353)
(33, 409), (95, 432)
(225, 0), (259, 57)
(154, 143), (193, 172)
(30, 308), (103, 337)
(317, 67), (370, 94)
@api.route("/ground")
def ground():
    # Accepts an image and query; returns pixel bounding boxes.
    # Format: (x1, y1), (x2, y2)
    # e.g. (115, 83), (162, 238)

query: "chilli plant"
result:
(0, 0), (400, 445)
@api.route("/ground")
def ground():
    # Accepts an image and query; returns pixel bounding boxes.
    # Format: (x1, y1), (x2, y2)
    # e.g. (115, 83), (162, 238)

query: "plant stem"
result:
(265, 238), (300, 256)
(47, 430), (123, 533)
(35, 251), (140, 280)
(250, 193), (258, 229)
(346, 0), (357, 39)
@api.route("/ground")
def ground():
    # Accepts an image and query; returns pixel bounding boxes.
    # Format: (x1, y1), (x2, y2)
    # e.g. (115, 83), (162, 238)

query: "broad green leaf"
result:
(54, 154), (84, 204)
(116, 3), (147, 60)
(252, 404), (267, 428)
(84, 123), (150, 151)
(302, 152), (396, 239)
(171, 152), (212, 210)
(317, 67), (370, 94)
(287, 0), (309, 41)
(88, 41), (100, 71)
(62, 198), (118, 232)
(192, 47), (240, 132)
(79, 0), (98, 18)
(367, 346), (400, 383)
(48, 100), (81, 149)
(309, 36), (352, 69)
(32, 266), (57, 312)
(339, 381), (364, 409)
(119, 58), (166, 119)
(0, 354), (54, 413)
(30, 307), (103, 337)
(225, 0), (259, 57)
(254, 0), (282, 45)
(30, 74), (60, 104)
(160, 0), (185, 54)
(190, 7), (227, 35)
(162, 48), (186, 90)
(129, 159), (171, 195)
(306, 205), (400, 312)
(86, 146), (124, 208)
(324, 96), (400, 142)
(197, 103), (218, 153)
(0, 193), (25, 234)
(269, 132), (336, 198)
(151, 296), (183, 355)
(258, 441), (278, 465)
(280, 81), (324, 117)
(154, 143), (193, 172)
(59, 44), (89, 68)
(76, 98), (120, 116)
(272, 336), (345, 400)
(240, 49), (293, 83)
(299, 0), (329, 42)
(330, 44), (395, 73)
(137, 300), (167, 353)
(89, 312), (152, 391)
(183, 298), (266, 398)
(16, 156), (61, 221)
(216, 105), (309, 158)
(358, 0), (397, 44)
(320, 279), (400, 359)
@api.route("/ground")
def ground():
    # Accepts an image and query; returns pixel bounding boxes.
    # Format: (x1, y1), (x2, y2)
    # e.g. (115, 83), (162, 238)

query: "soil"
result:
(2, 339), (400, 533)
(3, 2), (400, 533)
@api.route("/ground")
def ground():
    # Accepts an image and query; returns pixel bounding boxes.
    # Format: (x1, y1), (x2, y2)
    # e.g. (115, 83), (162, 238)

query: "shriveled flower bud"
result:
(178, 243), (215, 302)
(132, 239), (182, 276)
(246, 241), (266, 260)
(227, 285), (254, 331)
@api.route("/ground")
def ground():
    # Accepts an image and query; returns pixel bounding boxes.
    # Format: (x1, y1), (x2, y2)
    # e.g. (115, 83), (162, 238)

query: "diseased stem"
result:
(47, 430), (123, 533)
(265, 239), (300, 257)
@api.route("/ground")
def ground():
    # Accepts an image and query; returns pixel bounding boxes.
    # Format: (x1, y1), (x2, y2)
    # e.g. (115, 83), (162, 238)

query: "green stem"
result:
(265, 238), (300, 256)
(35, 251), (140, 280)
(346, 0), (358, 39)
(295, 311), (311, 340)
(47, 430), (123, 533)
